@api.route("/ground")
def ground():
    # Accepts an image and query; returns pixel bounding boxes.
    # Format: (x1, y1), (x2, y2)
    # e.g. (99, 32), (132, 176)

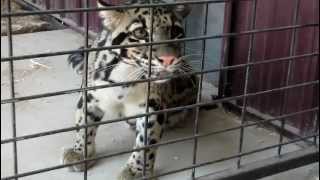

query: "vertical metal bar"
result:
(191, 3), (209, 179)
(236, 0), (257, 168)
(143, 3), (154, 178)
(278, 0), (300, 156)
(183, 15), (188, 56)
(5, 0), (18, 179)
(312, 0), (319, 146)
(219, 0), (234, 98)
(82, 0), (90, 179)
(312, 114), (319, 145)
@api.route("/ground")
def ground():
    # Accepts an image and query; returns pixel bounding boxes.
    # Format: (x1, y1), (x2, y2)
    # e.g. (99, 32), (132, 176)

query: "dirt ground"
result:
(1, 0), (52, 36)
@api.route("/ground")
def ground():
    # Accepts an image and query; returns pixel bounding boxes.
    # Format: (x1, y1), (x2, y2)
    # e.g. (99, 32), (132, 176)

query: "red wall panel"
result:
(225, 0), (319, 135)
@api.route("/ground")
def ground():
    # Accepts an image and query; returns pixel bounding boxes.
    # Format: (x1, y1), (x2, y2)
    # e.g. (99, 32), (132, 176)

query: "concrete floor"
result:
(1, 29), (318, 180)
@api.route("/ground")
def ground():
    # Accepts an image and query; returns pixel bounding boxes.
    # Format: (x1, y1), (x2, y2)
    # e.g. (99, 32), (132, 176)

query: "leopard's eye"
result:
(171, 25), (184, 39)
(132, 28), (148, 39)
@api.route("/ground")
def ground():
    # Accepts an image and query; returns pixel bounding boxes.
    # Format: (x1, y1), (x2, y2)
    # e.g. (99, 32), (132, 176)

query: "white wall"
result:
(185, 3), (225, 85)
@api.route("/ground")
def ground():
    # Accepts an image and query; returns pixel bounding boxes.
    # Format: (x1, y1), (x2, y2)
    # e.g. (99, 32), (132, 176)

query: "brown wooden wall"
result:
(29, 0), (103, 32)
(224, 0), (319, 135)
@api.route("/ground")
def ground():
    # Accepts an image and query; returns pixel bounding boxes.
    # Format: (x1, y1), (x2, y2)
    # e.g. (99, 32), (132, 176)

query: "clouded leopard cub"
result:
(63, 1), (204, 179)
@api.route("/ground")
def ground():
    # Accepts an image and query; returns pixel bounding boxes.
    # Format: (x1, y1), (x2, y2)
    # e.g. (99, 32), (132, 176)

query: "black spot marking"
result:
(77, 97), (83, 109)
(107, 79), (115, 83)
(67, 46), (87, 73)
(112, 32), (128, 45)
(149, 153), (155, 160)
(149, 139), (157, 145)
(147, 121), (154, 128)
(142, 53), (148, 59)
(149, 131), (154, 136)
(128, 38), (139, 43)
(87, 111), (102, 122)
(148, 99), (161, 110)
(102, 57), (120, 81)
(118, 95), (124, 99)
(120, 49), (128, 58)
(171, 25), (185, 39)
(142, 10), (149, 15)
(98, 38), (106, 47)
(102, 54), (108, 61)
(139, 135), (144, 142)
(89, 130), (94, 136)
(132, 49), (141, 54)
(134, 8), (140, 13)
(157, 114), (165, 125)
(93, 72), (100, 80)
(87, 93), (94, 102)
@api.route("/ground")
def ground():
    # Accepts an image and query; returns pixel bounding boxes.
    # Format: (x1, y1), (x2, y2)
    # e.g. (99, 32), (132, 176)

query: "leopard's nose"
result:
(159, 55), (176, 66)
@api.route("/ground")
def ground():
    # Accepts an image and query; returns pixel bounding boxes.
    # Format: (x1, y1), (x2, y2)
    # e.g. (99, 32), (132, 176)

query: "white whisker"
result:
(179, 54), (203, 60)
(90, 64), (118, 74)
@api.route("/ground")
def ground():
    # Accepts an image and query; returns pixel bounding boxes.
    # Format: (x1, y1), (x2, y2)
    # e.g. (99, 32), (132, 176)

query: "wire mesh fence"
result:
(1, 0), (319, 180)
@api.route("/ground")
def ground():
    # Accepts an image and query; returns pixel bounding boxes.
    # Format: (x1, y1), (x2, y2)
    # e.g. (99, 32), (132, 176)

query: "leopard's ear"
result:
(174, 4), (191, 18)
(97, 0), (125, 31)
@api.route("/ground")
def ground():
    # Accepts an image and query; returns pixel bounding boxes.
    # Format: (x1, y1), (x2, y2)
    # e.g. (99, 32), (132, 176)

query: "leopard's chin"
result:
(151, 71), (174, 84)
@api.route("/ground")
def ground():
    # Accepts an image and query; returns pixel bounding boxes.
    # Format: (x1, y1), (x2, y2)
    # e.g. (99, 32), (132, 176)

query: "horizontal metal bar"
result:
(0, 0), (246, 18)
(223, 101), (317, 145)
(1, 1), (317, 180)
(1, 23), (317, 62)
(1, 80), (318, 145)
(140, 134), (319, 180)
(1, 99), (318, 147)
(1, 52), (318, 104)
(1, 79), (318, 144)
(197, 147), (319, 180)
(1, 123), (318, 180)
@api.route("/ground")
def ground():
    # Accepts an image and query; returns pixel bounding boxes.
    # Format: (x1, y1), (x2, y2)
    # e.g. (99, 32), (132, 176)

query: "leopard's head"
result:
(97, 0), (192, 83)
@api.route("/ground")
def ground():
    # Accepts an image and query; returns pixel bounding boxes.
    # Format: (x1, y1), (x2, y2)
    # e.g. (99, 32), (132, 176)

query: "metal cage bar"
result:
(191, 2), (210, 179)
(2, 52), (318, 106)
(278, 0), (301, 156)
(1, 130), (318, 180)
(236, 0), (257, 168)
(197, 146), (319, 180)
(1, 80), (318, 146)
(142, 4), (155, 178)
(5, 1), (18, 180)
(1, 0), (319, 180)
(311, 0), (319, 146)
(1, 23), (317, 63)
(0, 0), (247, 18)
(82, 0), (90, 179)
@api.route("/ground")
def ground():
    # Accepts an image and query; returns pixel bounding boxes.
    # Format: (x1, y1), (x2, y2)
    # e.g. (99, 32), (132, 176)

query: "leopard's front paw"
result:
(61, 148), (96, 172)
(117, 166), (157, 180)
